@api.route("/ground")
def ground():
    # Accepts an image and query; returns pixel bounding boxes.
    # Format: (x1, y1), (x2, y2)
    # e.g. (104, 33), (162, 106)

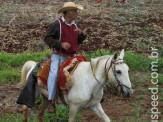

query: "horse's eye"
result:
(116, 70), (121, 74)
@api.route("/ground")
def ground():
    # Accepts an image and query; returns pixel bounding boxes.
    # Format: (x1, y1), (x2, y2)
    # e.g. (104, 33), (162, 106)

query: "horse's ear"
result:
(113, 53), (118, 60)
(120, 49), (125, 59)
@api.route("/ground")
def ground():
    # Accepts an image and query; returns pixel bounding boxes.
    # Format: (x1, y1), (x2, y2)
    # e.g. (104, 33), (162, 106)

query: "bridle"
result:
(90, 56), (131, 96)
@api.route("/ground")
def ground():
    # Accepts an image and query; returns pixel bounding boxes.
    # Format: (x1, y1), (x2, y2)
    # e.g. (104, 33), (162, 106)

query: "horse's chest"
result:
(79, 92), (103, 108)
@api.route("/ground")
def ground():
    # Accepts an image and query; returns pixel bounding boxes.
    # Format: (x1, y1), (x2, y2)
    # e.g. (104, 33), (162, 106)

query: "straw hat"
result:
(58, 2), (84, 14)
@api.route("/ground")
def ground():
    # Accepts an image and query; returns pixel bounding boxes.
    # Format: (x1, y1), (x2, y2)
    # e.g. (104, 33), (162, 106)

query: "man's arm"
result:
(78, 29), (87, 44)
(44, 20), (61, 49)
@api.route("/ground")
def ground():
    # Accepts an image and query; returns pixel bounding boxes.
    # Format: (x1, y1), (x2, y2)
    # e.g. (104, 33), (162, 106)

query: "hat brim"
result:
(58, 5), (83, 14)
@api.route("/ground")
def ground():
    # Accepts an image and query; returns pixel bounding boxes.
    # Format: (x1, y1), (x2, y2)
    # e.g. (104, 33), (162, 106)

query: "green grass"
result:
(0, 114), (27, 122)
(140, 102), (146, 107)
(0, 50), (51, 84)
(147, 108), (152, 115)
(139, 89), (147, 94)
(0, 104), (82, 122)
(135, 77), (150, 84)
(0, 69), (20, 83)
(130, 102), (137, 107)
(124, 51), (150, 72)
(1, 49), (162, 84)
(158, 74), (163, 85)
(131, 107), (141, 118)
(43, 104), (82, 122)
(135, 95), (145, 100)
(0, 50), (51, 67)
(160, 97), (163, 101)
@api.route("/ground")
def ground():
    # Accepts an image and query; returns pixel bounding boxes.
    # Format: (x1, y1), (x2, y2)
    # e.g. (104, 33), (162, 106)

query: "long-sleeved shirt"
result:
(44, 17), (86, 50)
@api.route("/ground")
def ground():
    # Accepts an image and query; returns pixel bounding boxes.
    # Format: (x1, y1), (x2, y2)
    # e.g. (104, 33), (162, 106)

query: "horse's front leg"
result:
(91, 103), (111, 122)
(68, 104), (79, 122)
(38, 95), (49, 122)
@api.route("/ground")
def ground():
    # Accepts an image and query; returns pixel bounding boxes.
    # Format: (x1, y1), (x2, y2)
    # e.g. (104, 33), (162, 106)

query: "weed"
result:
(158, 74), (163, 85)
(43, 104), (82, 122)
(0, 69), (20, 83)
(135, 77), (150, 84)
(0, 105), (82, 122)
(160, 97), (163, 101)
(130, 102), (137, 107)
(135, 95), (145, 100)
(147, 108), (152, 115)
(0, 114), (37, 122)
(124, 51), (150, 72)
(140, 89), (147, 94)
(140, 102), (146, 107)
(131, 107), (141, 117)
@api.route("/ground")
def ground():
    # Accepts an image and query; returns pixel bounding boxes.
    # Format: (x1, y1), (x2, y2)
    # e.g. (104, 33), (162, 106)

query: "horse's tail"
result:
(19, 61), (37, 86)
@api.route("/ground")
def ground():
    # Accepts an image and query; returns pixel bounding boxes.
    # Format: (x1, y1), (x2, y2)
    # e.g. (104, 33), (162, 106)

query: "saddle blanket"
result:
(37, 56), (88, 90)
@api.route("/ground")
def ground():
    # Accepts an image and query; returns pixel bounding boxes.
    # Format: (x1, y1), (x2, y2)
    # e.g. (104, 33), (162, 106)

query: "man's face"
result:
(67, 9), (78, 20)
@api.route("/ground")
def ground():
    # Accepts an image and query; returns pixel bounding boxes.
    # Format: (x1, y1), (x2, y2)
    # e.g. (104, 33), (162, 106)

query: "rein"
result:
(111, 60), (131, 97)
(90, 56), (131, 96)
(90, 57), (113, 89)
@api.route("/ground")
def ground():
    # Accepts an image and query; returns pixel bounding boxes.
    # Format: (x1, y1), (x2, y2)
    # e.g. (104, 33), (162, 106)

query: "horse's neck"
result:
(90, 56), (112, 89)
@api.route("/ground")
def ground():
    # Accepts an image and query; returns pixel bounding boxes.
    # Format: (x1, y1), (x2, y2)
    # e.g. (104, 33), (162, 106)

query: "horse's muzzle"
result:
(124, 88), (134, 98)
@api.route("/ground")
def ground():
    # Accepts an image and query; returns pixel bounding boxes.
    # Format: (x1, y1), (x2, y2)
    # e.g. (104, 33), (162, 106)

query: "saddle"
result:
(36, 56), (88, 92)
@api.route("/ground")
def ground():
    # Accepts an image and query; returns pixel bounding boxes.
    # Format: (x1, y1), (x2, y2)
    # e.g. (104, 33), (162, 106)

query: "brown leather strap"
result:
(58, 88), (67, 105)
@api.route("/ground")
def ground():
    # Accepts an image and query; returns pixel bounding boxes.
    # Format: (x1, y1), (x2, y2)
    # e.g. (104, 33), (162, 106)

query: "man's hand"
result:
(82, 28), (89, 36)
(61, 42), (71, 50)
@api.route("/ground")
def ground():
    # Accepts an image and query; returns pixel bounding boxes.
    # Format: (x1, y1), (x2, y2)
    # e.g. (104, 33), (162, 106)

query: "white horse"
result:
(19, 49), (133, 122)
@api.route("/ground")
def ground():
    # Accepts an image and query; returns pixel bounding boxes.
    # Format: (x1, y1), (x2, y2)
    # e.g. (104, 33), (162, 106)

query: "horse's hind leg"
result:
(22, 105), (28, 122)
(38, 95), (49, 122)
(90, 103), (110, 122)
(68, 104), (79, 122)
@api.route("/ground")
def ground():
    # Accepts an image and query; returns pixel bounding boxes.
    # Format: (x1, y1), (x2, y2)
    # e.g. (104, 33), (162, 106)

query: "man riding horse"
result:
(17, 2), (134, 122)
(44, 2), (88, 113)
(17, 2), (88, 113)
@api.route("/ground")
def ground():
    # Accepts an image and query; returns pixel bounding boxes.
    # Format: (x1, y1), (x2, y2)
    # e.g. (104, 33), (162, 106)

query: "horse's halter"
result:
(104, 57), (132, 96)
(90, 56), (131, 96)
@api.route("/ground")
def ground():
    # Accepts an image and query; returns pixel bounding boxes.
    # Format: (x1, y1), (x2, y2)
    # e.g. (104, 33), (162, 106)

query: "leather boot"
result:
(47, 100), (56, 113)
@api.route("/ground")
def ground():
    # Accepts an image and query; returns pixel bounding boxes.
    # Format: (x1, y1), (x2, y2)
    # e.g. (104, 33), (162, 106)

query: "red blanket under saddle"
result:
(58, 56), (88, 89)
(38, 56), (88, 89)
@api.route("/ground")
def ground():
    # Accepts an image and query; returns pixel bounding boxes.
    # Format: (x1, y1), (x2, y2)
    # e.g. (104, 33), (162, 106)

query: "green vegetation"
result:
(131, 107), (141, 118)
(0, 49), (163, 84)
(135, 95), (145, 100)
(0, 50), (51, 84)
(0, 50), (51, 67)
(0, 114), (26, 122)
(0, 104), (82, 122)
(158, 74), (163, 85)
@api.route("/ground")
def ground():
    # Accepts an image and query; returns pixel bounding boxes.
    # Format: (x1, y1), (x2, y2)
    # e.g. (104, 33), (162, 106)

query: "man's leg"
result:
(47, 54), (69, 113)
(47, 53), (59, 113)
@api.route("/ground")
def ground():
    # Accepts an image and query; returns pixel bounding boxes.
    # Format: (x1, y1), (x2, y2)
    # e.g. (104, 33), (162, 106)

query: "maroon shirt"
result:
(58, 18), (78, 54)
(44, 17), (86, 52)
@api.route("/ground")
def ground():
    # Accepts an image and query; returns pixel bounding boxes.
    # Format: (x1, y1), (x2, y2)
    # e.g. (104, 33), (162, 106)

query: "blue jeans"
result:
(47, 53), (69, 100)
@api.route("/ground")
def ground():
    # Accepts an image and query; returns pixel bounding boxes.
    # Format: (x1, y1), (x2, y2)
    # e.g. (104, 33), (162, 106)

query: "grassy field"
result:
(0, 49), (163, 84)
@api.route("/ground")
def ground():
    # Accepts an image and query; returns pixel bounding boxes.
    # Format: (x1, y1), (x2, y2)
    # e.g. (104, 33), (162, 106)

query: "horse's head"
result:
(106, 49), (133, 97)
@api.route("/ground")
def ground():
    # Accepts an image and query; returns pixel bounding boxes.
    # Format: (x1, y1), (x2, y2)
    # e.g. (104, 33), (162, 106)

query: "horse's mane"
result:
(91, 55), (112, 74)
(93, 55), (111, 60)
